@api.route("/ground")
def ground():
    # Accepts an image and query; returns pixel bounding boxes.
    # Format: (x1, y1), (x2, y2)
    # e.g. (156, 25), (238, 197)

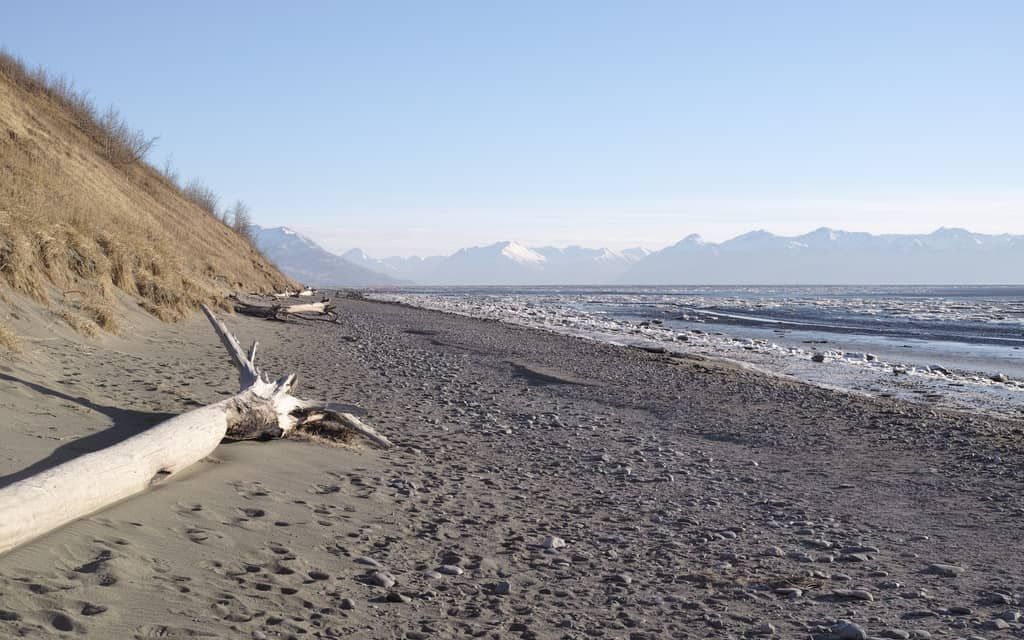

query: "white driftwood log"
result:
(282, 301), (330, 314)
(0, 305), (391, 555)
(233, 299), (337, 323)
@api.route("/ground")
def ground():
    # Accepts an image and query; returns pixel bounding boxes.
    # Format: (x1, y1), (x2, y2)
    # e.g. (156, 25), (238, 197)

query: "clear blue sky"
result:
(3, 1), (1023, 256)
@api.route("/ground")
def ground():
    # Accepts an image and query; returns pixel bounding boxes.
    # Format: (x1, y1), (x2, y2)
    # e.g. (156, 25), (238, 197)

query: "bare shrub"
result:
(183, 179), (219, 216)
(97, 106), (158, 167)
(226, 200), (254, 242)
(160, 156), (180, 188)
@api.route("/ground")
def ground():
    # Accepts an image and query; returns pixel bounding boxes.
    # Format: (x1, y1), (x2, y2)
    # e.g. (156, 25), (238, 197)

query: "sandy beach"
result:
(0, 296), (1022, 639)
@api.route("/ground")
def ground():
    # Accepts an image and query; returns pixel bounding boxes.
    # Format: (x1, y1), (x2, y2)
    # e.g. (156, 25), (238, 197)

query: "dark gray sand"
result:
(0, 297), (1021, 638)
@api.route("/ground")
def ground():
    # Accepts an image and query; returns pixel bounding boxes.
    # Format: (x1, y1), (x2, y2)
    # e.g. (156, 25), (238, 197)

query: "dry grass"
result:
(58, 310), (99, 337)
(0, 322), (19, 352)
(0, 50), (296, 331)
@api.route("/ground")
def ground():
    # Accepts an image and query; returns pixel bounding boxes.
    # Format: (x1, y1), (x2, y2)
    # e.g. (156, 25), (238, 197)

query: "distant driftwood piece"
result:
(0, 305), (391, 555)
(272, 289), (315, 298)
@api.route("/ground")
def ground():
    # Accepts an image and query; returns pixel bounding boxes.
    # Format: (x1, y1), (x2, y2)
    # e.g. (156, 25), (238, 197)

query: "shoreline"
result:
(366, 291), (1024, 420)
(0, 297), (1021, 638)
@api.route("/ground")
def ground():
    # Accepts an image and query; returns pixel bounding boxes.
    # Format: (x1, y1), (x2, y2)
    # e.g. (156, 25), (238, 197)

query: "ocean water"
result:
(368, 285), (1024, 417)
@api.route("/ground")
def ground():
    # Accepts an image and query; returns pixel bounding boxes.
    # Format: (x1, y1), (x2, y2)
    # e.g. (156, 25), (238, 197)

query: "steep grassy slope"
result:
(0, 53), (293, 339)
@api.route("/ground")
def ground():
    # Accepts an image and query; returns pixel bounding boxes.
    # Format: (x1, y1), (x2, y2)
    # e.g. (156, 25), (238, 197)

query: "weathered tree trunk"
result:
(234, 299), (336, 322)
(0, 305), (390, 555)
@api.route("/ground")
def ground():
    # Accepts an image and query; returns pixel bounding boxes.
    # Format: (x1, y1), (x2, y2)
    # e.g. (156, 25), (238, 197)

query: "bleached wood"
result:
(0, 305), (391, 556)
(233, 300), (334, 321)
(202, 305), (260, 388)
(0, 401), (231, 554)
(333, 412), (394, 449)
(282, 301), (330, 314)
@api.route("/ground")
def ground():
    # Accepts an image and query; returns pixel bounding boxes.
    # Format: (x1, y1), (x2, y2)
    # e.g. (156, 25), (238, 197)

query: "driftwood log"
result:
(0, 305), (391, 555)
(234, 299), (337, 322)
(272, 289), (315, 298)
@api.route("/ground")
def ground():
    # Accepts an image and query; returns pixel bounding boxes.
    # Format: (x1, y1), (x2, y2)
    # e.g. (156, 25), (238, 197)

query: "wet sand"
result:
(0, 296), (1021, 639)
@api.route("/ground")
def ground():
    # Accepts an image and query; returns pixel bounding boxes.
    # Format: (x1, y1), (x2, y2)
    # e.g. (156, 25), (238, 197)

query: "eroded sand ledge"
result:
(0, 297), (1021, 638)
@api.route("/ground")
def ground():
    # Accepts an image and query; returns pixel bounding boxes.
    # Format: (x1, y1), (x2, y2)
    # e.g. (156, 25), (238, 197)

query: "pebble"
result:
(339, 598), (355, 610)
(831, 621), (868, 640)
(753, 622), (776, 636)
(985, 592), (1013, 605)
(370, 571), (397, 588)
(543, 535), (567, 550)
(832, 589), (874, 601)
(774, 587), (802, 598)
(494, 581), (512, 595)
(438, 564), (464, 576)
(926, 563), (964, 577)
(386, 591), (411, 603)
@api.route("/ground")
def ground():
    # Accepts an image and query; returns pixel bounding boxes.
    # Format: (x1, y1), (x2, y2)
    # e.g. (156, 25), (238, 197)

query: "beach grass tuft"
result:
(0, 322), (19, 351)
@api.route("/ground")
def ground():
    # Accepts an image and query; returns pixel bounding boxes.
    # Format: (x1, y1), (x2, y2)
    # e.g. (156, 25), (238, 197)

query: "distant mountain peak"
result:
(252, 227), (403, 287)
(803, 226), (840, 239)
(498, 241), (546, 264)
(342, 247), (371, 261)
(931, 226), (972, 236)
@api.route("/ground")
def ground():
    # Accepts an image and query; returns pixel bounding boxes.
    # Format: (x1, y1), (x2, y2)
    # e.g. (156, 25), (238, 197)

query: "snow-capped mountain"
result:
(346, 241), (649, 285)
(260, 226), (1022, 286)
(430, 242), (548, 285)
(622, 228), (1024, 284)
(341, 248), (400, 277)
(251, 226), (404, 287)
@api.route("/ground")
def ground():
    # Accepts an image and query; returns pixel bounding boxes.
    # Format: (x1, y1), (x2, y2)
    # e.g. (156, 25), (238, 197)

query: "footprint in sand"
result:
(80, 603), (107, 616)
(47, 611), (79, 632)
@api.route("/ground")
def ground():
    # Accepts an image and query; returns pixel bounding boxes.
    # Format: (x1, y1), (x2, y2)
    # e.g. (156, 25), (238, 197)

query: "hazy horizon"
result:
(291, 223), (1023, 260)
(4, 2), (1023, 257)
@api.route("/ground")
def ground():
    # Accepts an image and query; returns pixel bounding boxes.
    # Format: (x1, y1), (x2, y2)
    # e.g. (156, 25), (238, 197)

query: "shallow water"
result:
(382, 285), (1024, 378)
(369, 285), (1024, 417)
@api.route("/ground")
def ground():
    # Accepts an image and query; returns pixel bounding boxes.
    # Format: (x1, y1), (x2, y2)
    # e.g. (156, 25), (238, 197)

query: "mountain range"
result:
(254, 226), (1024, 286)
(252, 226), (404, 287)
